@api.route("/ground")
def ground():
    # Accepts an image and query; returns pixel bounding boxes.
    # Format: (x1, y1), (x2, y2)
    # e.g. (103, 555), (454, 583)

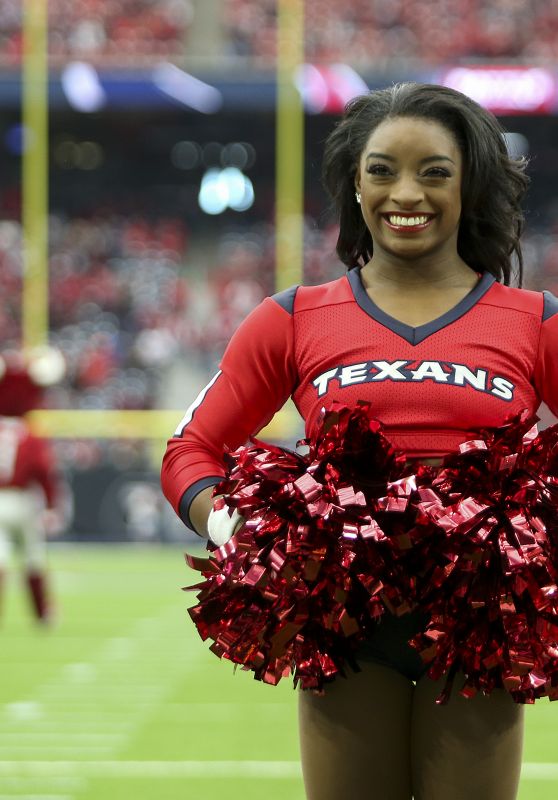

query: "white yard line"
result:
(0, 794), (72, 800)
(0, 734), (122, 743)
(0, 748), (116, 758)
(0, 761), (301, 779)
(0, 780), (84, 792)
(38, 689), (166, 702)
(2, 720), (130, 732)
(0, 760), (555, 781)
(1, 604), (207, 793)
(521, 762), (558, 779)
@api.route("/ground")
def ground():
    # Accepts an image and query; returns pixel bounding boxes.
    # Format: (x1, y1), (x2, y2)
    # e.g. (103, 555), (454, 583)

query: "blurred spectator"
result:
(47, 214), (190, 411)
(4, 0), (558, 66)
(0, 347), (69, 625)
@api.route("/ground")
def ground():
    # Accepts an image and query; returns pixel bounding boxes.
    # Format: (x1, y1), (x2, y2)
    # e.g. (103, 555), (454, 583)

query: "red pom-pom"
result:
(185, 402), (421, 690)
(408, 413), (558, 703)
(185, 403), (558, 703)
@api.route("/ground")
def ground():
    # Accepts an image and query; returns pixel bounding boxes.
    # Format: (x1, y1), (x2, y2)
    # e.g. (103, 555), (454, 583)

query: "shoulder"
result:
(542, 290), (558, 321)
(270, 273), (353, 316)
(480, 280), (549, 319)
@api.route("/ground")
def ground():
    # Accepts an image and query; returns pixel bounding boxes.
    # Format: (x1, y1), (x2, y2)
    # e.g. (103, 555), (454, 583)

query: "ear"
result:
(354, 169), (361, 194)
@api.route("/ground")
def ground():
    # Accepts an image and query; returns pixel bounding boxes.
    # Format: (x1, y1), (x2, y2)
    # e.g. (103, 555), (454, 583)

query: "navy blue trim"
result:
(179, 476), (223, 532)
(271, 285), (298, 314)
(543, 290), (558, 322)
(347, 268), (496, 346)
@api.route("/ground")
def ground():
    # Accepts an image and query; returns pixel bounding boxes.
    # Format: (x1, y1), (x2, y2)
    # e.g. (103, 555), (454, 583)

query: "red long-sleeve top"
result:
(162, 269), (558, 529)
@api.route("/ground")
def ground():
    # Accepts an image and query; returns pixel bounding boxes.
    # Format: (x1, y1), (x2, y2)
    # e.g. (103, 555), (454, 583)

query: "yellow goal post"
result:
(22, 0), (305, 443)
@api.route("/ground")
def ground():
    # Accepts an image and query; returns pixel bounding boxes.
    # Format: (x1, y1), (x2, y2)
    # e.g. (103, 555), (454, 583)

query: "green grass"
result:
(1, 545), (557, 799)
(1, 545), (301, 800)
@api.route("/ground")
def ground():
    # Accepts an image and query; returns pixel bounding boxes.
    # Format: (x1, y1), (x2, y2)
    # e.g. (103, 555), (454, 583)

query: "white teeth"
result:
(387, 215), (430, 227)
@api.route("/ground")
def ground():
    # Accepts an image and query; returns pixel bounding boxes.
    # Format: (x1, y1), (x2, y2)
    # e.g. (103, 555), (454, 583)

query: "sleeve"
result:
(161, 292), (298, 529)
(533, 291), (558, 418)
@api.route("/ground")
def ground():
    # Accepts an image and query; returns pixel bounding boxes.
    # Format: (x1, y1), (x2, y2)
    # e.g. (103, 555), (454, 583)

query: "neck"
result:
(363, 251), (476, 289)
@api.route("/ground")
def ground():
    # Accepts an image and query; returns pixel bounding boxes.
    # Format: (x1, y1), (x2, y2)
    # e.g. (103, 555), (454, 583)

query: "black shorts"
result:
(355, 609), (430, 682)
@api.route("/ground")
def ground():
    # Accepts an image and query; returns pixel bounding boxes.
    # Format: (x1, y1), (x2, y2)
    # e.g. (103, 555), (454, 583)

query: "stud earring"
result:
(355, 191), (361, 204)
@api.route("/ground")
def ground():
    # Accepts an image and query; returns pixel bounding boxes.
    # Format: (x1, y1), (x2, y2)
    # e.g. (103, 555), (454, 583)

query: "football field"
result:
(1, 545), (557, 800)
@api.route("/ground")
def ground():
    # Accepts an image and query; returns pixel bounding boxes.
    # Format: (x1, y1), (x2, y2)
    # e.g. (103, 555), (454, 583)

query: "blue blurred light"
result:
(4, 124), (26, 155)
(61, 62), (107, 112)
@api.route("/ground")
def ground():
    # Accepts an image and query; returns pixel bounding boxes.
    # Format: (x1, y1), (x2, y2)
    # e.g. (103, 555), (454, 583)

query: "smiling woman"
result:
(323, 82), (529, 288)
(161, 83), (558, 800)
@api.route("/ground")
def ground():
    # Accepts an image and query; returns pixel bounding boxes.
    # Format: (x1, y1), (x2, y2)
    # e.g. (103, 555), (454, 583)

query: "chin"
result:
(383, 243), (434, 260)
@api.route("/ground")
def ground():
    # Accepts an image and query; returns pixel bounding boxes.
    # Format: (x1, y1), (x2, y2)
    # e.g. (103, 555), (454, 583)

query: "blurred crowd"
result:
(4, 0), (558, 67)
(225, 0), (558, 64)
(0, 213), (275, 471)
(0, 0), (193, 65)
(1, 215), (187, 411)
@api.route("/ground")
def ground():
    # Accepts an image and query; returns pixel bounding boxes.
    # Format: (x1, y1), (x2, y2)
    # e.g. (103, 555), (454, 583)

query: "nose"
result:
(390, 174), (424, 208)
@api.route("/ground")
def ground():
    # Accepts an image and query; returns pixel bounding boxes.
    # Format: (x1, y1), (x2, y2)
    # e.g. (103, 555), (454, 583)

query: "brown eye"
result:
(366, 164), (392, 176)
(423, 167), (451, 178)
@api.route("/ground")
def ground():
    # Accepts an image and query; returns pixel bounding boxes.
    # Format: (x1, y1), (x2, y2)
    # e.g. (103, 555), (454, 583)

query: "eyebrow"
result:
(366, 152), (456, 165)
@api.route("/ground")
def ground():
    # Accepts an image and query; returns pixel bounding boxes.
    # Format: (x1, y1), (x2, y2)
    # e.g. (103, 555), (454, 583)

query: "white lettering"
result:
(410, 361), (449, 382)
(372, 360), (409, 381)
(310, 358), (514, 402)
(491, 376), (514, 400)
(312, 367), (339, 397)
(451, 364), (487, 390)
(340, 363), (369, 387)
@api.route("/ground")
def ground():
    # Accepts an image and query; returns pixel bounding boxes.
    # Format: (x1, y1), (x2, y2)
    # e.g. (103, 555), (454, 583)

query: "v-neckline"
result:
(347, 268), (496, 346)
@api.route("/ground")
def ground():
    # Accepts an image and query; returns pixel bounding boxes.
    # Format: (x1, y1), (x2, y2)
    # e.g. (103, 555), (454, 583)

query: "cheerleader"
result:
(162, 83), (558, 800)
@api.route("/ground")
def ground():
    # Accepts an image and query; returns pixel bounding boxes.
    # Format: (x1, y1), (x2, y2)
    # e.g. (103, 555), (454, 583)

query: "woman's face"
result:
(355, 116), (463, 264)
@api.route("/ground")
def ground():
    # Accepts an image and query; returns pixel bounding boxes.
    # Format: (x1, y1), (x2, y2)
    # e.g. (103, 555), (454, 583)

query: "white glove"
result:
(207, 504), (244, 546)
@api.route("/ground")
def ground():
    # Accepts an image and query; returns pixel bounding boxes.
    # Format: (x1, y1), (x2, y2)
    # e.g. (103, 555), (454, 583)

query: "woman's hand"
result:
(207, 503), (245, 546)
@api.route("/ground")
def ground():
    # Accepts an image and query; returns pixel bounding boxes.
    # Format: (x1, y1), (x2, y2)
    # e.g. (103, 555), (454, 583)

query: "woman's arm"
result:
(161, 293), (298, 535)
(188, 486), (215, 538)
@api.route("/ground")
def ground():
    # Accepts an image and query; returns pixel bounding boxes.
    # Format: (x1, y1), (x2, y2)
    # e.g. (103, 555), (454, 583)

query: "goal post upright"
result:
(275, 0), (305, 292)
(22, 0), (49, 352)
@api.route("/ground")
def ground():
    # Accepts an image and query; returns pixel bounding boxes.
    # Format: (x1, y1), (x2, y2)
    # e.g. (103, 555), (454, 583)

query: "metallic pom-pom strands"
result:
(185, 403), (558, 703)
(409, 413), (558, 703)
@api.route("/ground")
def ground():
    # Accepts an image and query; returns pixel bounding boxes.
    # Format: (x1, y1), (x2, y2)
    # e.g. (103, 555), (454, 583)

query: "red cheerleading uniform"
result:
(161, 269), (558, 529)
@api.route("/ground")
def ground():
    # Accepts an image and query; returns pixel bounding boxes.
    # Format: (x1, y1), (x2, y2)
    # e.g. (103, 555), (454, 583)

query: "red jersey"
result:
(0, 416), (61, 508)
(162, 269), (558, 528)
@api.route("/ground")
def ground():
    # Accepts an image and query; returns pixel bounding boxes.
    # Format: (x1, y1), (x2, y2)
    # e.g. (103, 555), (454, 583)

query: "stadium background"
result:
(2, 1), (558, 797)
